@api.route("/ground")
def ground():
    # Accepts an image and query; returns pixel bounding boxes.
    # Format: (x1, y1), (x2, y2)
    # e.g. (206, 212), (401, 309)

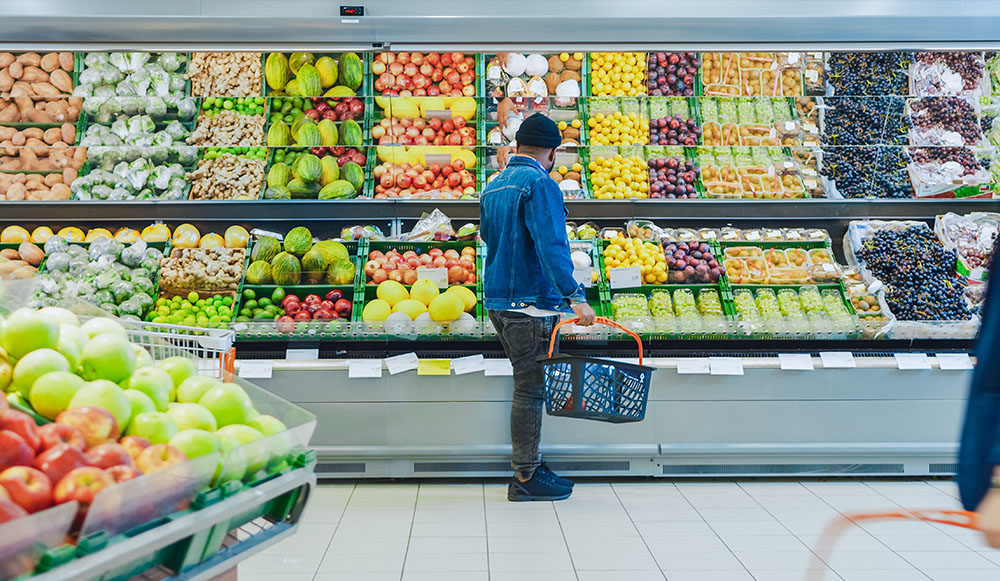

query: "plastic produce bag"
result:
(403, 209), (455, 241)
(159, 52), (184, 73)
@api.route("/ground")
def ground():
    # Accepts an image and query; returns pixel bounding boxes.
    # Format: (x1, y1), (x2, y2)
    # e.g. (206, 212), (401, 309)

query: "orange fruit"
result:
(199, 233), (225, 249)
(140, 224), (171, 242)
(224, 225), (250, 248)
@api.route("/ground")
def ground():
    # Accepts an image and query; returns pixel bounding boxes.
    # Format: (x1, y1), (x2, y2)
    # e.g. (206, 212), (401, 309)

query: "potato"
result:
(58, 52), (74, 72)
(17, 242), (43, 266)
(0, 249), (19, 260)
(0, 103), (16, 123)
(564, 171), (582, 181)
(0, 53), (13, 68)
(62, 167), (77, 183)
(50, 182), (71, 199)
(22, 127), (43, 140)
(8, 61), (22, 79)
(49, 69), (72, 93)
(43, 127), (62, 145)
(10, 132), (25, 146)
(547, 55), (564, 74)
(0, 261), (26, 276)
(549, 170), (562, 181)
(10, 265), (37, 279)
(40, 52), (60, 72)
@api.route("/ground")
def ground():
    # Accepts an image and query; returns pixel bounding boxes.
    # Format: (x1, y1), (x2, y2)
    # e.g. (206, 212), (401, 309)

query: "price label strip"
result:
(676, 358), (710, 375)
(238, 361), (273, 379)
(937, 353), (973, 371)
(416, 267), (449, 288)
(417, 359), (451, 376)
(348, 360), (383, 379)
(609, 266), (643, 289)
(820, 352), (856, 369)
(779, 353), (814, 371)
(709, 357), (744, 376)
(484, 359), (514, 376)
(385, 352), (419, 375)
(894, 353), (932, 370)
(452, 354), (486, 376)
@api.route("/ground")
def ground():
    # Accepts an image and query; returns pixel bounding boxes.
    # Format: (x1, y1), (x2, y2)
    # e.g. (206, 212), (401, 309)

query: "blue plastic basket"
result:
(540, 317), (653, 423)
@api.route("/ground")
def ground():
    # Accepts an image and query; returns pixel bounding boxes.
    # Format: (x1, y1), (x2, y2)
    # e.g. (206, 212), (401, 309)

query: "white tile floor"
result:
(238, 479), (1000, 581)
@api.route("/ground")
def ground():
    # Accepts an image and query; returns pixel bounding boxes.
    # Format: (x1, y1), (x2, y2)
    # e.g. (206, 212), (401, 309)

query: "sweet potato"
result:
(0, 102), (16, 122)
(49, 69), (72, 93)
(10, 265), (38, 279)
(0, 127), (14, 141)
(58, 52), (74, 72)
(0, 70), (12, 92)
(62, 167), (77, 183)
(26, 106), (53, 123)
(7, 61), (22, 79)
(18, 147), (37, 169)
(0, 261), (27, 275)
(43, 127), (61, 145)
(20, 65), (48, 83)
(30, 82), (60, 97)
(15, 53), (40, 67)
(0, 53), (13, 68)
(10, 132), (25, 146)
(40, 52), (60, 72)
(43, 173), (61, 187)
(22, 127), (42, 139)
(0, 249), (19, 260)
(50, 182), (71, 199)
(18, 242), (43, 266)
(60, 123), (75, 145)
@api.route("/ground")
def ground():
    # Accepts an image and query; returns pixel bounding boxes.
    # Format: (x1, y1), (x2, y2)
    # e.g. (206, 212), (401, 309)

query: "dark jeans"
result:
(488, 310), (559, 481)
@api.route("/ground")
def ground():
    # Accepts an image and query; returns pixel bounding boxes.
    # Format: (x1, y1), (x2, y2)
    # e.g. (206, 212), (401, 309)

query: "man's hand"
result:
(572, 302), (596, 326)
(980, 488), (1000, 548)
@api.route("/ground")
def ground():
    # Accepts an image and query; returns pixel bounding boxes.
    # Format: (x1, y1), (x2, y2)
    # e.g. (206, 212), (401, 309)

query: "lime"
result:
(243, 289), (256, 300)
(239, 308), (253, 318)
(259, 297), (273, 308)
(186, 291), (198, 302)
(222, 296), (234, 306)
(271, 288), (286, 302)
(245, 299), (258, 310)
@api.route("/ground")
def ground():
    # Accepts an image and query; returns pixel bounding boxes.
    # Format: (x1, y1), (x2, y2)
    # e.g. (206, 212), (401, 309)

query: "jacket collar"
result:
(507, 155), (548, 173)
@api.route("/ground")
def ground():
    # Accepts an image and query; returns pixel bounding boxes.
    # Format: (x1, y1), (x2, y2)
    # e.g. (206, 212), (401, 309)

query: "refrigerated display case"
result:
(2, 0), (999, 483)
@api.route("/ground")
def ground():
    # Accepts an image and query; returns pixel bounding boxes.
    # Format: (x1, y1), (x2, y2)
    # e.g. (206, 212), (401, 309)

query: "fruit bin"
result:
(729, 283), (862, 339)
(609, 285), (735, 340)
(234, 285), (356, 341)
(74, 51), (195, 125)
(371, 52), (481, 98)
(481, 52), (588, 123)
(4, 378), (317, 581)
(262, 52), (369, 98)
(261, 145), (373, 200)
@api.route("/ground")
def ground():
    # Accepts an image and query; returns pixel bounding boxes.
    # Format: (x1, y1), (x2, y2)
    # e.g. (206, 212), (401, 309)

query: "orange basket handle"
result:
(548, 317), (644, 364)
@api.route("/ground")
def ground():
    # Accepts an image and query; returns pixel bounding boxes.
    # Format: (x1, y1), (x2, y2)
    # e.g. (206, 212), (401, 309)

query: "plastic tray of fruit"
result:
(730, 284), (860, 339)
(700, 52), (804, 97)
(610, 286), (734, 339)
(483, 53), (586, 120)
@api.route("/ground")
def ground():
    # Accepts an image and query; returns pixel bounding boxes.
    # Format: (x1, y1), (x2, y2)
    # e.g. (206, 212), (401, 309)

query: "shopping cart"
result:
(805, 509), (980, 580)
(540, 317), (654, 423)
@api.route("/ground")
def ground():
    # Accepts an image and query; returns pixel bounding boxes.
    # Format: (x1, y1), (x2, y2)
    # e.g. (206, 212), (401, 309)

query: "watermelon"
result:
(313, 240), (350, 264)
(265, 53), (291, 92)
(340, 119), (363, 147)
(271, 252), (302, 286)
(288, 52), (315, 74)
(301, 249), (329, 284)
(284, 226), (314, 256)
(245, 260), (273, 285)
(287, 179), (321, 199)
(267, 121), (292, 146)
(251, 236), (282, 263)
(295, 154), (323, 183)
(296, 64), (323, 97)
(317, 119), (338, 146)
(267, 163), (292, 188)
(340, 162), (364, 193)
(296, 123), (322, 147)
(319, 180), (357, 200)
(327, 259), (357, 285)
(339, 53), (363, 91)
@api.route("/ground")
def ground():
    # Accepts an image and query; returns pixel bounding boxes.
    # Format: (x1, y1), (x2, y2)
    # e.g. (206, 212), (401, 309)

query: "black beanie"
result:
(515, 113), (562, 148)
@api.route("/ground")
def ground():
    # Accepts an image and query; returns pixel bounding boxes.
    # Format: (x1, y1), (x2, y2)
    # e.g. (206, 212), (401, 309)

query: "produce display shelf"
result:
(608, 283), (735, 340)
(262, 52), (369, 99)
(729, 281), (862, 339)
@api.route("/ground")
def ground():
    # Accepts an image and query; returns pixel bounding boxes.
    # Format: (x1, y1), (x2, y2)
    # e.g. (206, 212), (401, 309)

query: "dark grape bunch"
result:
(826, 52), (913, 96)
(910, 97), (983, 144)
(909, 146), (990, 177)
(820, 146), (914, 199)
(822, 97), (910, 146)
(915, 52), (985, 92)
(647, 52), (700, 96)
(858, 227), (973, 321)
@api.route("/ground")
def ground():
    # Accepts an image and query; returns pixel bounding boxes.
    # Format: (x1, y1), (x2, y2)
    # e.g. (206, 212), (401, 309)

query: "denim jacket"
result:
(480, 156), (586, 312)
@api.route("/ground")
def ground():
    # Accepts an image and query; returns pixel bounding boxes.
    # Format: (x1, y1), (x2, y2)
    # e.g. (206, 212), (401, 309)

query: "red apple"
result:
(0, 410), (41, 452)
(319, 300), (336, 313)
(0, 430), (34, 472)
(135, 444), (187, 475)
(293, 311), (312, 321)
(335, 299), (353, 314)
(55, 407), (119, 449)
(119, 436), (151, 461)
(0, 466), (53, 513)
(105, 465), (141, 484)
(0, 498), (27, 524)
(276, 316), (295, 335)
(38, 423), (86, 452)
(325, 289), (344, 302)
(85, 443), (134, 470)
(33, 443), (90, 485)
(284, 302), (302, 316)
(53, 467), (114, 505)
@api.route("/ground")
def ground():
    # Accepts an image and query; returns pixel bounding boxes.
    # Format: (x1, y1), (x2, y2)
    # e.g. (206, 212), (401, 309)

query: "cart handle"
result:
(548, 317), (644, 364)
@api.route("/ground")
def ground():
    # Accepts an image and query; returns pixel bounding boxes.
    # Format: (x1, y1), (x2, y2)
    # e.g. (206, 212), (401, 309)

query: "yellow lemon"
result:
(362, 299), (392, 323)
(376, 280), (409, 307)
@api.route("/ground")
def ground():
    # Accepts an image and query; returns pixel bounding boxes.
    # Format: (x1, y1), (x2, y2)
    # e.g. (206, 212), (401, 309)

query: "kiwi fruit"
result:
(549, 170), (563, 181)
(562, 127), (581, 140)
(560, 70), (582, 83)
(564, 58), (583, 71)
(547, 55), (565, 74)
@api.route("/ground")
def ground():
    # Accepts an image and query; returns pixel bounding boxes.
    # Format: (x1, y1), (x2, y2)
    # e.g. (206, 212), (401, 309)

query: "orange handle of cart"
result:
(548, 317), (644, 364)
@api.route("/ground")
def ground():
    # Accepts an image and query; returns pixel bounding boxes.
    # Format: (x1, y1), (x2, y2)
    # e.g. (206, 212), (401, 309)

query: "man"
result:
(480, 112), (596, 502)
(958, 251), (1000, 548)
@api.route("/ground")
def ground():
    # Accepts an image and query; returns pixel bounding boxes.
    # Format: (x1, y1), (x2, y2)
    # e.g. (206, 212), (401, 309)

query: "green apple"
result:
(68, 379), (132, 430)
(39, 307), (80, 327)
(216, 424), (265, 472)
(29, 370), (85, 420)
(59, 324), (89, 352)
(176, 375), (221, 404)
(56, 332), (82, 370)
(199, 383), (257, 427)
(126, 411), (179, 444)
(81, 317), (128, 340)
(0, 347), (11, 393)
(169, 429), (221, 459)
(124, 389), (158, 427)
(132, 345), (153, 369)
(12, 348), (70, 397)
(166, 402), (217, 432)
(127, 367), (173, 412)
(213, 438), (248, 485)
(158, 357), (198, 393)
(80, 334), (136, 383)
(2, 308), (60, 359)
(248, 414), (292, 460)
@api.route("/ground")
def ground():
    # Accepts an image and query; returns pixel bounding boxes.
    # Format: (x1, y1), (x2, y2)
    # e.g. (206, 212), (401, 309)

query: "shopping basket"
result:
(805, 508), (979, 580)
(540, 317), (653, 423)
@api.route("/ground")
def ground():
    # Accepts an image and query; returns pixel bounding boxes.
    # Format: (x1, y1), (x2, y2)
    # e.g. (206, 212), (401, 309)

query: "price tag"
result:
(805, 70), (820, 82)
(286, 348), (319, 361)
(820, 352), (856, 368)
(417, 267), (449, 289)
(348, 360), (383, 379)
(385, 352), (419, 375)
(417, 359), (451, 376)
(609, 266), (643, 289)
(238, 361), (273, 379)
(786, 52), (801, 65)
(822, 263), (836, 272)
(452, 354), (486, 375)
(894, 353), (932, 370)
(485, 359), (514, 376)
(709, 357), (744, 376)
(784, 121), (797, 133)
(232, 323), (248, 332)
(937, 353), (974, 370)
(782, 161), (795, 169)
(676, 358), (710, 375)
(804, 179), (819, 189)
(779, 353), (814, 371)
(867, 280), (884, 294)
(573, 267), (594, 288)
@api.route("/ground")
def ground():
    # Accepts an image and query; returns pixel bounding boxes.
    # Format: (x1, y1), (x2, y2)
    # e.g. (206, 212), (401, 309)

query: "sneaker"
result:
(538, 462), (574, 488)
(507, 470), (573, 502)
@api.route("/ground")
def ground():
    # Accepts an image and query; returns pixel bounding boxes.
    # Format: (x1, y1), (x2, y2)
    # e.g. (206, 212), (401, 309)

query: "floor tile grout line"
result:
(789, 481), (933, 581)
(399, 483), (421, 581)
(670, 482), (763, 581)
(551, 490), (580, 581)
(609, 482), (670, 580)
(310, 480), (358, 581)
(482, 483), (490, 581)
